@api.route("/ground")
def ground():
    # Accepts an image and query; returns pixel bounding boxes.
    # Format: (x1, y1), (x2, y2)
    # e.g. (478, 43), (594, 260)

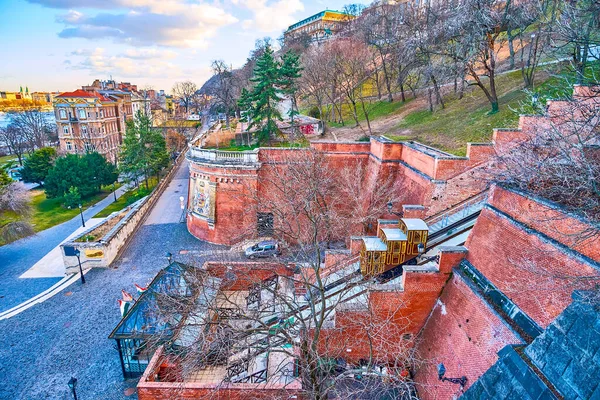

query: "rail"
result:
(425, 190), (489, 230)
(187, 147), (259, 165)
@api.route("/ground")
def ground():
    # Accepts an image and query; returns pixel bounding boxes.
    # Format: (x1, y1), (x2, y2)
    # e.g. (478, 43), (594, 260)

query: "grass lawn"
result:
(0, 155), (18, 164)
(385, 62), (600, 156)
(93, 177), (158, 218)
(207, 137), (310, 152)
(327, 98), (411, 128)
(29, 187), (118, 232)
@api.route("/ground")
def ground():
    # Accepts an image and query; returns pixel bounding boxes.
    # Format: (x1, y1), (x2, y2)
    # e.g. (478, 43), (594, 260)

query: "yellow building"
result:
(165, 95), (174, 115)
(284, 10), (355, 43)
(0, 92), (18, 100)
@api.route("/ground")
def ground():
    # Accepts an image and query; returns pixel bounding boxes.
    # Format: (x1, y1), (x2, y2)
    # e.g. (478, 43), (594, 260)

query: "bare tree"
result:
(355, 2), (403, 103)
(0, 172), (33, 243)
(494, 86), (600, 232)
(172, 81), (198, 114)
(550, 0), (600, 84)
(140, 149), (418, 399)
(210, 60), (238, 127)
(0, 125), (28, 166)
(9, 108), (52, 152)
(331, 39), (375, 131)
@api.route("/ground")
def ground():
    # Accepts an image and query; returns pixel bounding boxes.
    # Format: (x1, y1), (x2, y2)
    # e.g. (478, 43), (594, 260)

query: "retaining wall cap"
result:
(438, 245), (468, 253)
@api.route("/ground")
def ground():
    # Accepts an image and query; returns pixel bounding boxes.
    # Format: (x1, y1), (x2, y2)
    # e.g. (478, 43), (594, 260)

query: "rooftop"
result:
(401, 218), (428, 231)
(55, 89), (113, 102)
(362, 237), (388, 251)
(381, 228), (407, 241)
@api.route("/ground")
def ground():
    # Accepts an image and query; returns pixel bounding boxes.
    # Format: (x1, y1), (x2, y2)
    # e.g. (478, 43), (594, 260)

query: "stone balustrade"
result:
(187, 147), (260, 166)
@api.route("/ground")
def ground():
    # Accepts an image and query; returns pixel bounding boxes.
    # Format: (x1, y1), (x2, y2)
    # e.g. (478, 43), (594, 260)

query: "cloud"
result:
(238, 0), (304, 33)
(68, 47), (183, 79)
(120, 48), (177, 60)
(36, 0), (238, 48)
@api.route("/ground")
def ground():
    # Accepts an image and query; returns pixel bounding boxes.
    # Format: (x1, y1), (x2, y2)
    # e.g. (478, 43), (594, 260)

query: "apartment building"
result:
(53, 89), (124, 164)
(284, 10), (355, 43)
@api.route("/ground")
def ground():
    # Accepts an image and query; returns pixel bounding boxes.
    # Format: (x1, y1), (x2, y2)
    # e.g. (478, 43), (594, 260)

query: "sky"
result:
(0, 0), (367, 93)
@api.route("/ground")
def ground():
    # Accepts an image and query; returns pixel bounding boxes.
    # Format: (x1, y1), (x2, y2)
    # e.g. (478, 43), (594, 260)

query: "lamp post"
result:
(67, 377), (78, 400)
(73, 249), (86, 284)
(78, 204), (85, 228)
(437, 363), (467, 387)
(387, 201), (404, 218)
(113, 182), (117, 202)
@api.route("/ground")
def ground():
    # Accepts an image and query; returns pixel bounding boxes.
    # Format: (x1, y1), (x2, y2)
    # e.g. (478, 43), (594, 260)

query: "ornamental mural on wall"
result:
(192, 177), (216, 224)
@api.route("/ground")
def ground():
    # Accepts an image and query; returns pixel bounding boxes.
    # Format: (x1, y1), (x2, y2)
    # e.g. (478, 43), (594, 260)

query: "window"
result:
(63, 125), (69, 134)
(59, 109), (67, 119)
(99, 110), (104, 118)
(78, 109), (86, 119)
(66, 141), (72, 151)
(257, 212), (274, 236)
(81, 125), (87, 135)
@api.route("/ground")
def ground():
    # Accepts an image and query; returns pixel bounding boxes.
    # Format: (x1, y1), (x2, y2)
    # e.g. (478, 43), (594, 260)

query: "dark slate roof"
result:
(524, 292), (600, 400)
(461, 345), (558, 400)
(462, 291), (600, 400)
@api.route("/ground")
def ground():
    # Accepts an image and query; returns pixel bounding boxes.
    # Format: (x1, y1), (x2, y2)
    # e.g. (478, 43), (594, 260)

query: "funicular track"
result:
(226, 192), (491, 361)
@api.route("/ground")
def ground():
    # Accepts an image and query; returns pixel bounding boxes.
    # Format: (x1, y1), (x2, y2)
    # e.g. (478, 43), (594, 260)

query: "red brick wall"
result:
(187, 163), (259, 245)
(413, 272), (523, 400)
(487, 186), (600, 262)
(316, 269), (450, 363)
(138, 386), (303, 400)
(186, 132), (541, 245)
(465, 196), (599, 327)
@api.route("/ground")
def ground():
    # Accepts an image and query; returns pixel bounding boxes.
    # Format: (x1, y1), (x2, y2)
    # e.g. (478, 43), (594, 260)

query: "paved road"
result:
(0, 183), (132, 313)
(0, 159), (229, 400)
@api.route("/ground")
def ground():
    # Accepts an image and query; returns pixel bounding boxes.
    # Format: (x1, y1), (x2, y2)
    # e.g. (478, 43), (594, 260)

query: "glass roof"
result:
(109, 262), (195, 339)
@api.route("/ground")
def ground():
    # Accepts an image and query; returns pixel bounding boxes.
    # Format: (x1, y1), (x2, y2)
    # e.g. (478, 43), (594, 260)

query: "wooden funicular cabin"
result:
(359, 218), (429, 277)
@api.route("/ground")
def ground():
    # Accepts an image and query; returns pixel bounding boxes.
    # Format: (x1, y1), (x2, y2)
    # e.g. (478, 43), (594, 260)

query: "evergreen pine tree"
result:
(279, 51), (303, 130)
(119, 112), (169, 189)
(237, 88), (254, 146)
(248, 44), (282, 144)
(20, 147), (56, 185)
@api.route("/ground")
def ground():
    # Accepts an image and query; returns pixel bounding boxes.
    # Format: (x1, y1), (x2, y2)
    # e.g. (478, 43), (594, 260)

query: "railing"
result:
(187, 147), (259, 165)
(425, 190), (489, 229)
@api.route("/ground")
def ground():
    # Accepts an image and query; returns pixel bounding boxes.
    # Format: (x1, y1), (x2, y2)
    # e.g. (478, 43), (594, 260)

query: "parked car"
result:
(245, 240), (281, 259)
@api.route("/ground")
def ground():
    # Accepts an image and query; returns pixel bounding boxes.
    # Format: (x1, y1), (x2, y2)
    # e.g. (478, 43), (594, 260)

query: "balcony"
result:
(187, 147), (260, 167)
(69, 116), (79, 122)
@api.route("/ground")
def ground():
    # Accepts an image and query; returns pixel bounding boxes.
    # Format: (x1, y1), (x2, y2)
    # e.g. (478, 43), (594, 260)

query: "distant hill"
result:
(197, 74), (220, 95)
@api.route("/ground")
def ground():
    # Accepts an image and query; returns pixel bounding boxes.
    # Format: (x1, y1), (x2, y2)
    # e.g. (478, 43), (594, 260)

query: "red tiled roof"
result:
(56, 89), (113, 102)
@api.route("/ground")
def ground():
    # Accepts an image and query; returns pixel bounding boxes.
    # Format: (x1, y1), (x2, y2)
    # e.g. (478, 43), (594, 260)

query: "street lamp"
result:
(165, 252), (173, 264)
(78, 204), (85, 228)
(437, 363), (467, 387)
(73, 249), (86, 284)
(113, 182), (117, 201)
(67, 377), (78, 400)
(387, 201), (404, 218)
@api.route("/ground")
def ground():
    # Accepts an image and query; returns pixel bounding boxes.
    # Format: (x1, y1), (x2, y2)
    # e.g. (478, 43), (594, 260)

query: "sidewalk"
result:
(19, 218), (105, 278)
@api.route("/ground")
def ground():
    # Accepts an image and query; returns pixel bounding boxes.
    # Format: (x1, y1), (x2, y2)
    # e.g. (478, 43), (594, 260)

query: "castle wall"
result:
(413, 270), (524, 400)
(186, 127), (528, 245)
(464, 188), (600, 328)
